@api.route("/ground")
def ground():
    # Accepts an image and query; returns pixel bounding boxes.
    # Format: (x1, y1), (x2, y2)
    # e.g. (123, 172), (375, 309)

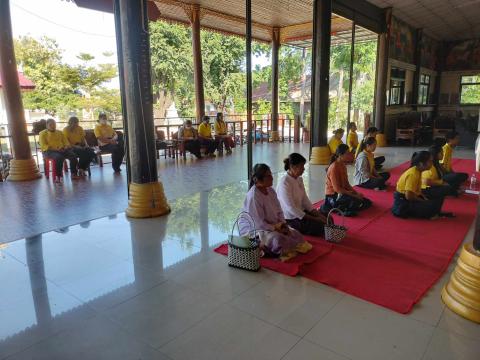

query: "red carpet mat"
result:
(303, 158), (477, 313)
(214, 239), (332, 276)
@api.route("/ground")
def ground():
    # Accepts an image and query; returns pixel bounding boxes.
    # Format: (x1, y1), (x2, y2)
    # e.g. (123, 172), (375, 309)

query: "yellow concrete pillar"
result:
(310, 146), (331, 165)
(126, 182), (170, 218)
(376, 133), (387, 147)
(442, 243), (480, 323)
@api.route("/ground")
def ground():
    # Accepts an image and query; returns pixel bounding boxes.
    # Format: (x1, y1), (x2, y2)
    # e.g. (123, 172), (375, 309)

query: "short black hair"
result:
(284, 153), (307, 171)
(366, 126), (378, 134)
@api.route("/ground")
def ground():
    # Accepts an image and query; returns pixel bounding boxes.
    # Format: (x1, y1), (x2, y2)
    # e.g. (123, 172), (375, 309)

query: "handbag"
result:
(227, 212), (261, 272)
(324, 208), (347, 243)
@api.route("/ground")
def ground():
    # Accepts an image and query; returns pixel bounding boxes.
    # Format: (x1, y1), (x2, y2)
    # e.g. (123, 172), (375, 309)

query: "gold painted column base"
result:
(376, 133), (387, 147)
(441, 243), (480, 323)
(310, 146), (331, 165)
(7, 158), (41, 181)
(126, 181), (171, 218)
(270, 130), (280, 142)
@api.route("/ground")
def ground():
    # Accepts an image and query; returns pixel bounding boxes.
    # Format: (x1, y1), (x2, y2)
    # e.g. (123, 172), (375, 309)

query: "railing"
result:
(0, 113), (303, 175)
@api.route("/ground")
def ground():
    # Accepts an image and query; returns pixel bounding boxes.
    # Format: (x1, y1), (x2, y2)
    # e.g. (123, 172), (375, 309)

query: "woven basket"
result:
(227, 212), (261, 272)
(324, 208), (347, 243)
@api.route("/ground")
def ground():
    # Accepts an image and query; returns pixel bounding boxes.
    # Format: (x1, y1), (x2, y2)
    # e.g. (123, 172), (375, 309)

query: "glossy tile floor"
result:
(1, 144), (479, 359)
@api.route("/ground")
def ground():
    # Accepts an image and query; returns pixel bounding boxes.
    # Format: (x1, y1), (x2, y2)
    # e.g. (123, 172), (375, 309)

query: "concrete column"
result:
(115, 0), (169, 218)
(189, 5), (205, 124)
(0, 0), (40, 181)
(270, 27), (280, 141)
(310, 0), (332, 165)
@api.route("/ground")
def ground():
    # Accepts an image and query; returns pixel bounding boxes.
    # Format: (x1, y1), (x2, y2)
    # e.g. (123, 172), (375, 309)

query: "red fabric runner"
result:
(214, 239), (332, 276)
(214, 159), (477, 313)
(302, 158), (477, 313)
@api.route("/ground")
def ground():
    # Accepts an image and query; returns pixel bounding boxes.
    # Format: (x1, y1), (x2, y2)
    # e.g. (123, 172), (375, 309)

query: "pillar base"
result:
(441, 243), (480, 324)
(7, 158), (42, 181)
(126, 181), (171, 218)
(270, 130), (280, 142)
(310, 146), (331, 165)
(376, 133), (387, 147)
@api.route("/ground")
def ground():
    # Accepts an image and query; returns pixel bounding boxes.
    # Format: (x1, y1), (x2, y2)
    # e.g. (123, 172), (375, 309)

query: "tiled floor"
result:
(0, 143), (479, 359)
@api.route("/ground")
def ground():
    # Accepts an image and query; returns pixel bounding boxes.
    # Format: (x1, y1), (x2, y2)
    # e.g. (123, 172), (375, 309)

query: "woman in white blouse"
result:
(277, 153), (328, 236)
(240, 163), (312, 260)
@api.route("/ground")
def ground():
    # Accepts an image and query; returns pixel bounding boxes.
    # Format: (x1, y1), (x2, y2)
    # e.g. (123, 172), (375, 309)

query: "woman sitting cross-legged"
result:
(277, 153), (328, 236)
(392, 151), (453, 219)
(240, 163), (312, 261)
(63, 116), (96, 176)
(321, 144), (372, 217)
(422, 145), (459, 197)
(353, 137), (390, 190)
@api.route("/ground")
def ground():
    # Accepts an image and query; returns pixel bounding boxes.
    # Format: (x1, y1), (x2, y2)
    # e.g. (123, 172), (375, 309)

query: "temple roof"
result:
(0, 72), (35, 90)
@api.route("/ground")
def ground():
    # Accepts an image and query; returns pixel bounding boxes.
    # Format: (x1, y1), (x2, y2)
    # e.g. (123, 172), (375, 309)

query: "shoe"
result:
(226, 149), (232, 155)
(114, 168), (122, 173)
(71, 174), (82, 180)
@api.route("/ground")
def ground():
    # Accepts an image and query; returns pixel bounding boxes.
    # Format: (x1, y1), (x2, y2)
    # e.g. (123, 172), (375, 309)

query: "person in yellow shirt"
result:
(63, 116), (96, 176)
(354, 126), (385, 169)
(178, 120), (202, 159)
(197, 116), (218, 157)
(329, 128), (353, 162)
(214, 112), (234, 154)
(347, 122), (359, 152)
(39, 119), (79, 181)
(94, 113), (124, 172)
(392, 151), (451, 219)
(422, 145), (459, 197)
(441, 131), (468, 186)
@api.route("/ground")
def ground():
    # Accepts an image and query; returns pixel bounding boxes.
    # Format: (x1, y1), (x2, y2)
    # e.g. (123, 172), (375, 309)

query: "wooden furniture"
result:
(395, 112), (421, 145)
(433, 116), (455, 141)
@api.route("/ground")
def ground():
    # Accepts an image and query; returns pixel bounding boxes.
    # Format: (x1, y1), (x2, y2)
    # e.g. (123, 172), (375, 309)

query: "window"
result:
(460, 75), (480, 105)
(389, 68), (405, 105)
(418, 74), (430, 105)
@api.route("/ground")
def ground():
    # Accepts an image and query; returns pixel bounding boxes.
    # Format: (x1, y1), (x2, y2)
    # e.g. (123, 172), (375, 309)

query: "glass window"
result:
(460, 75), (480, 105)
(389, 68), (405, 105)
(418, 74), (430, 105)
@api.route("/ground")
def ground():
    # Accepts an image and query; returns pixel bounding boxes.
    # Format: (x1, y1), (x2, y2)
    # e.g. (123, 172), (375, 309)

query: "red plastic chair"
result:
(44, 157), (65, 182)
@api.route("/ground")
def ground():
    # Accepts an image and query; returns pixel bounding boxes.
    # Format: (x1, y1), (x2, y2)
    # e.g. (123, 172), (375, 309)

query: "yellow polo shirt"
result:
(215, 121), (227, 135)
(365, 151), (375, 175)
(396, 166), (422, 195)
(421, 166), (444, 189)
(39, 129), (69, 152)
(198, 123), (212, 138)
(347, 131), (359, 152)
(328, 137), (343, 154)
(63, 126), (85, 146)
(441, 143), (453, 172)
(94, 124), (116, 146)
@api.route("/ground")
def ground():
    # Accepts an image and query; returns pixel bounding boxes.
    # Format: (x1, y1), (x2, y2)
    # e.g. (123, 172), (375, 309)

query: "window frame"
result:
(459, 75), (480, 105)
(418, 74), (430, 105)
(388, 68), (406, 106)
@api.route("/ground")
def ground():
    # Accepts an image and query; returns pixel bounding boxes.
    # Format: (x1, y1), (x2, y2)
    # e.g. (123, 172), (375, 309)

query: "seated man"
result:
(178, 120), (202, 159)
(94, 113), (125, 173)
(214, 112), (234, 155)
(39, 119), (79, 182)
(198, 116), (218, 157)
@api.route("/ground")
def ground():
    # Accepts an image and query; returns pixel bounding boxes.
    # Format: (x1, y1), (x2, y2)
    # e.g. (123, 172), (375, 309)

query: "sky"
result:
(10, 0), (269, 89)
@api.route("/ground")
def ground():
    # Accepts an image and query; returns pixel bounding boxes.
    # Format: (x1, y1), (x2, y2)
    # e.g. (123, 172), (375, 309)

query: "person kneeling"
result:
(321, 144), (372, 217)
(277, 153), (327, 236)
(240, 163), (312, 261)
(392, 151), (452, 219)
(353, 137), (390, 190)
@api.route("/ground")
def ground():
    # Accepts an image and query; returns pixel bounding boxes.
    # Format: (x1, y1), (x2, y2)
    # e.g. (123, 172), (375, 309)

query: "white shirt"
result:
(276, 174), (313, 220)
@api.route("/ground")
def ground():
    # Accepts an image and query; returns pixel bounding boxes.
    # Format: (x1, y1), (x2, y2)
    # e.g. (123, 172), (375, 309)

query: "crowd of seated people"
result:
(38, 114), (124, 183)
(177, 113), (236, 159)
(237, 128), (469, 261)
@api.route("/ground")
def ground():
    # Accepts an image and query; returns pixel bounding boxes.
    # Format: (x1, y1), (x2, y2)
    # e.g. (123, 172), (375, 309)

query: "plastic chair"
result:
(44, 157), (63, 182)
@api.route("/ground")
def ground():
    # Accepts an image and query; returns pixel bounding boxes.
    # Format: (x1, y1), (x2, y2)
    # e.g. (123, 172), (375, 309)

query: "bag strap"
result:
(327, 208), (346, 227)
(230, 211), (257, 240)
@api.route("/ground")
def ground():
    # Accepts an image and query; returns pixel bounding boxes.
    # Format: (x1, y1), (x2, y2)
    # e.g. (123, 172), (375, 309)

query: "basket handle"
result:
(230, 211), (257, 240)
(327, 208), (345, 227)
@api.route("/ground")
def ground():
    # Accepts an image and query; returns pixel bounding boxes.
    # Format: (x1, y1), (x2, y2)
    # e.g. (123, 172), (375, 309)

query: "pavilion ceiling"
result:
(73, 0), (379, 47)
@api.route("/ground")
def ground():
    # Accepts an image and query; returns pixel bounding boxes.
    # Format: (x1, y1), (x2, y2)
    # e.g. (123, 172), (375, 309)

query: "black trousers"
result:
(99, 141), (125, 171)
(374, 156), (385, 169)
(199, 138), (218, 154)
(72, 147), (96, 170)
(286, 216), (325, 237)
(443, 172), (468, 192)
(358, 172), (391, 189)
(392, 191), (443, 219)
(184, 140), (201, 158)
(44, 149), (78, 176)
(321, 193), (372, 214)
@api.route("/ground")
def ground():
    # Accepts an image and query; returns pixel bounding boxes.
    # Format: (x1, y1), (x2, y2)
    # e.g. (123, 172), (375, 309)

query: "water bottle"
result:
(470, 173), (477, 191)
